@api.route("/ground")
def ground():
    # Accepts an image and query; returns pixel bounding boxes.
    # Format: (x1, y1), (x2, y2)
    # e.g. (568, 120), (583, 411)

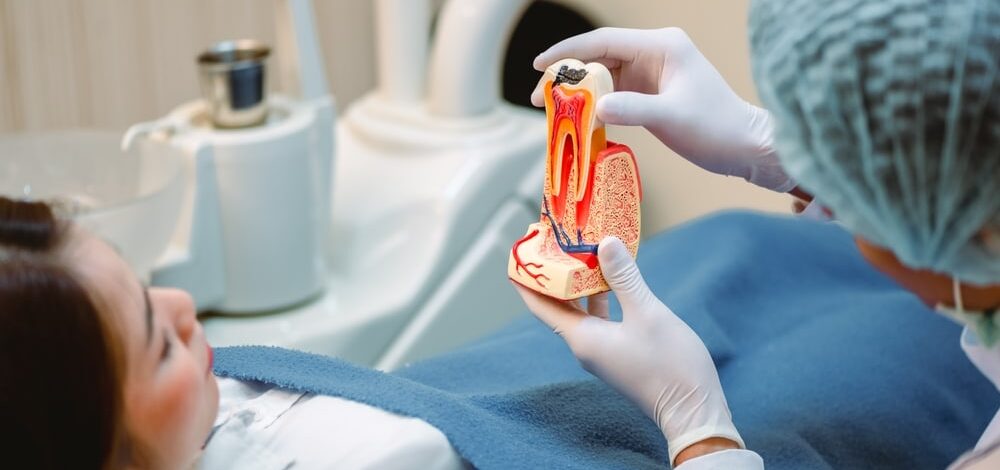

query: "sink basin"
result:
(0, 130), (185, 277)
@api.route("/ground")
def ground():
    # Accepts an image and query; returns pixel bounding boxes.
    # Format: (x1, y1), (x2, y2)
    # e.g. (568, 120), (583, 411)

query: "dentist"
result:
(514, 0), (1000, 468)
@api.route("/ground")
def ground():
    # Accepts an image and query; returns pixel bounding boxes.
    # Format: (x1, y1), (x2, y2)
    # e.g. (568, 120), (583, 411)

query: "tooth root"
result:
(540, 59), (613, 207)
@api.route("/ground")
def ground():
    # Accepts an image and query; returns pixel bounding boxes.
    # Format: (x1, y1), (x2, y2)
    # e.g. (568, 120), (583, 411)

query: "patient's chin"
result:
(508, 59), (642, 300)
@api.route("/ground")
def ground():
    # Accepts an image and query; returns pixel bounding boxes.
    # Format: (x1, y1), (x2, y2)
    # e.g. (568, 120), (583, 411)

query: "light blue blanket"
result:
(214, 211), (998, 469)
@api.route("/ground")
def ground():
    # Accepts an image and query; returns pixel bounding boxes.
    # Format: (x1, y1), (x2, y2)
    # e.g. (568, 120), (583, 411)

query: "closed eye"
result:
(161, 331), (172, 362)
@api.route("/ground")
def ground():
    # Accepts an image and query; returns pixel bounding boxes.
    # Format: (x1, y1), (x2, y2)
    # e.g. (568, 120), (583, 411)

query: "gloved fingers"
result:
(597, 237), (657, 318)
(565, 315), (616, 372)
(512, 282), (616, 369)
(511, 281), (587, 336)
(596, 92), (662, 126)
(587, 292), (610, 320)
(532, 27), (650, 72)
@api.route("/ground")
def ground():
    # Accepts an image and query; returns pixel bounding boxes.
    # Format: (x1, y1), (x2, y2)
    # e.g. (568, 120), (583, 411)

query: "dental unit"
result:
(121, 0), (333, 314)
(121, 0), (548, 370)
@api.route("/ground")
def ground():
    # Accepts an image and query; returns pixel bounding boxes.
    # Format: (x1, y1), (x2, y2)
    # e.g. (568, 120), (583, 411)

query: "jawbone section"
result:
(509, 141), (642, 300)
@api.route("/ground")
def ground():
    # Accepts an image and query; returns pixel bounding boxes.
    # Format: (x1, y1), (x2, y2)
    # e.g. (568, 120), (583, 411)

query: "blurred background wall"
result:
(0, 0), (790, 235)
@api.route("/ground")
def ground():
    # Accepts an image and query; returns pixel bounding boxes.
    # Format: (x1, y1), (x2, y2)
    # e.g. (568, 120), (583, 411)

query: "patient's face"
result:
(68, 228), (219, 468)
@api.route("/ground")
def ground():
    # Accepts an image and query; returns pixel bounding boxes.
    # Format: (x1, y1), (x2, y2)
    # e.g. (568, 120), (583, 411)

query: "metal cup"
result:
(197, 40), (270, 128)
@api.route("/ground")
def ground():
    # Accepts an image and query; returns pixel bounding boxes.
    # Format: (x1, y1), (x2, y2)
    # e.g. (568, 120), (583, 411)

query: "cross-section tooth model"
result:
(508, 59), (642, 300)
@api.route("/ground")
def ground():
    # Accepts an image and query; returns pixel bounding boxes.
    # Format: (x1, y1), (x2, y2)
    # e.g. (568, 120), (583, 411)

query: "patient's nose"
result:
(154, 287), (197, 344)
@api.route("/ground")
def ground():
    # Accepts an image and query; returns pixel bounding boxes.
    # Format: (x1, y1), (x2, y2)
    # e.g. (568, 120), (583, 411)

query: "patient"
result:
(0, 196), (464, 469)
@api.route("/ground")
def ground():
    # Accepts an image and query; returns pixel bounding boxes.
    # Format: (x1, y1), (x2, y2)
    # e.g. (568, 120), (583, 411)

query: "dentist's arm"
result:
(532, 27), (793, 193)
(512, 238), (763, 468)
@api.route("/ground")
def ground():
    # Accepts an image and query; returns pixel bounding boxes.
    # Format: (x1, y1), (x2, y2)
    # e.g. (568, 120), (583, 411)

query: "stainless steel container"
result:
(197, 40), (270, 128)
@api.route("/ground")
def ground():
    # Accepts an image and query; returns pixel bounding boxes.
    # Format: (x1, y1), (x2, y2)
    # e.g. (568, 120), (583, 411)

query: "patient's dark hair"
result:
(0, 196), (126, 469)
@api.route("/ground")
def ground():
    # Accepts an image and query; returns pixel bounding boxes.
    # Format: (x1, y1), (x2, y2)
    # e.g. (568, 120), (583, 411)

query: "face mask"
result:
(936, 277), (1000, 348)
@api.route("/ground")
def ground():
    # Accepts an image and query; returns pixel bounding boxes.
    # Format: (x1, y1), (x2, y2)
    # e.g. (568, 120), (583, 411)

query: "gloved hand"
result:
(531, 27), (794, 192)
(511, 237), (745, 465)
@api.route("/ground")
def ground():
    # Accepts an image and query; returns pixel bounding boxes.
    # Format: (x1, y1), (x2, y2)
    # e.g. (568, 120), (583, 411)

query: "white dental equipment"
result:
(124, 0), (546, 369)
(123, 0), (334, 313)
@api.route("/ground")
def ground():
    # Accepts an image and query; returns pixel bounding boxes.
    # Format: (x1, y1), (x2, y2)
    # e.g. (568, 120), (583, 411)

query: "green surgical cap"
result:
(749, 0), (1000, 285)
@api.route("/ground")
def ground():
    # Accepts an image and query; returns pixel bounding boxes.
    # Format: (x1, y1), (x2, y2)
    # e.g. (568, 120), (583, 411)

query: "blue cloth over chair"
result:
(214, 211), (998, 469)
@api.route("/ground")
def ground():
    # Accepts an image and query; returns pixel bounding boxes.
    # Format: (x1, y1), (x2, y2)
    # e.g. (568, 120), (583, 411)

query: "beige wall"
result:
(0, 0), (790, 235)
(0, 0), (377, 130)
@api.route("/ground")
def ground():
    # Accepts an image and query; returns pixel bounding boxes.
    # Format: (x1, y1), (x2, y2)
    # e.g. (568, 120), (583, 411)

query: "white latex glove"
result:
(532, 27), (794, 192)
(511, 237), (745, 465)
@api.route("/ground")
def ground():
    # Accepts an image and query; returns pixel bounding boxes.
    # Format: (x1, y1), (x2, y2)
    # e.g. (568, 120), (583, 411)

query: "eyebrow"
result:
(142, 286), (153, 346)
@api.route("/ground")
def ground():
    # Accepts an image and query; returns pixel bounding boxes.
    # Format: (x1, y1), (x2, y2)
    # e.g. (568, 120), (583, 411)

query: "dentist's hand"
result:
(531, 27), (793, 192)
(512, 237), (744, 466)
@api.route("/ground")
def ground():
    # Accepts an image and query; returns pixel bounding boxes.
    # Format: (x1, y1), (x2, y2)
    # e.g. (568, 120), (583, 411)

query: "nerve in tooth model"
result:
(508, 59), (642, 300)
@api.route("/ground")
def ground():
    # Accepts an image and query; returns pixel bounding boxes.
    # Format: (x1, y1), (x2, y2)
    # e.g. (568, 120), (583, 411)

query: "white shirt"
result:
(677, 327), (1000, 470)
(197, 378), (466, 469)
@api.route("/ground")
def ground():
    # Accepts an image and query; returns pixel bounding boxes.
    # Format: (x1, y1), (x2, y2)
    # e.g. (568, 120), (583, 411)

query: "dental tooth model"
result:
(508, 59), (642, 300)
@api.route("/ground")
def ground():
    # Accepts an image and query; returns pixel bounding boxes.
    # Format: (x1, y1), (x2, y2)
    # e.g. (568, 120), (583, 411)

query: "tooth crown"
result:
(508, 59), (642, 300)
